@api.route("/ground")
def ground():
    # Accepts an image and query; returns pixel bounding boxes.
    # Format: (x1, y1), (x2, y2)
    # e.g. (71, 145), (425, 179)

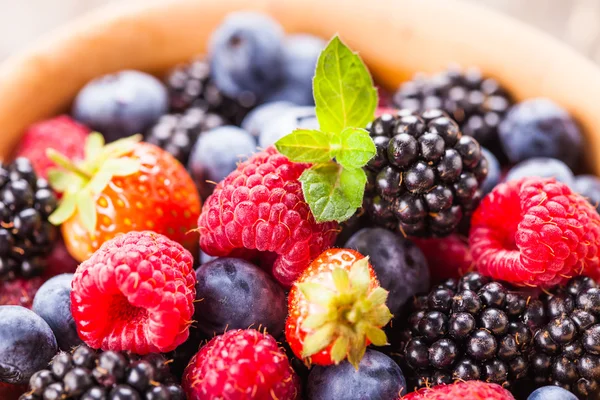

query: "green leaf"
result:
(313, 36), (377, 135)
(349, 257), (370, 294)
(332, 268), (350, 293)
(301, 313), (331, 331)
(48, 194), (77, 225)
(48, 169), (85, 194)
(275, 129), (333, 163)
(332, 127), (376, 169)
(75, 190), (97, 234)
(84, 132), (105, 160)
(367, 287), (389, 307)
(87, 169), (114, 195)
(301, 323), (336, 358)
(299, 162), (367, 223)
(102, 158), (141, 177)
(364, 326), (388, 346)
(298, 282), (334, 306)
(330, 336), (350, 364)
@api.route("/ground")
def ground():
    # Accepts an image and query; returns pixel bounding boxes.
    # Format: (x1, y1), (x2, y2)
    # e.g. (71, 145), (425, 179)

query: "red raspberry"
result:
(182, 329), (300, 400)
(71, 231), (196, 354)
(470, 178), (600, 287)
(15, 115), (88, 180)
(413, 234), (473, 283)
(198, 146), (338, 287)
(0, 277), (43, 308)
(402, 381), (514, 399)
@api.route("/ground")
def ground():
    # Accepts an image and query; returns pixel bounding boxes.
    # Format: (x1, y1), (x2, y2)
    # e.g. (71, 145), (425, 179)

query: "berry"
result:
(71, 231), (196, 354)
(307, 349), (407, 400)
(527, 386), (578, 400)
(0, 277), (43, 308)
(197, 146), (337, 286)
(470, 178), (600, 287)
(194, 257), (287, 337)
(73, 71), (168, 142)
(481, 147), (501, 195)
(14, 116), (88, 181)
(32, 274), (82, 351)
(413, 234), (473, 283)
(241, 101), (294, 137)
(285, 249), (392, 367)
(499, 98), (583, 169)
(259, 106), (319, 147)
(344, 227), (430, 314)
(574, 174), (600, 213)
(209, 11), (284, 99)
(364, 110), (487, 237)
(182, 329), (299, 399)
(393, 66), (513, 160)
(0, 306), (57, 385)
(145, 107), (225, 165)
(187, 125), (256, 198)
(48, 135), (200, 262)
(505, 157), (574, 186)
(402, 380), (515, 400)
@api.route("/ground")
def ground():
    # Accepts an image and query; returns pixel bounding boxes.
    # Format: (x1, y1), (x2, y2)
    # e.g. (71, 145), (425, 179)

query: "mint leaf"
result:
(275, 129), (333, 163)
(299, 162), (367, 223)
(332, 127), (376, 169)
(313, 36), (377, 135)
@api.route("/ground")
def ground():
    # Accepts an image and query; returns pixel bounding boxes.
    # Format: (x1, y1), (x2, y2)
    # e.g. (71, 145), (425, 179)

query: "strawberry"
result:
(47, 134), (201, 262)
(285, 248), (393, 368)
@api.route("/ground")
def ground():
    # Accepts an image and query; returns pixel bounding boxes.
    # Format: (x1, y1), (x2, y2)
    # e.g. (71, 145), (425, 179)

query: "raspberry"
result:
(71, 231), (196, 354)
(413, 234), (473, 283)
(14, 116), (88, 181)
(470, 178), (600, 287)
(0, 277), (43, 308)
(182, 329), (300, 400)
(198, 146), (338, 286)
(402, 381), (515, 400)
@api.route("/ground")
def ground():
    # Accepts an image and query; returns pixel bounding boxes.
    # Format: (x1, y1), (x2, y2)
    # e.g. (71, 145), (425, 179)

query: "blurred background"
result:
(0, 0), (599, 63)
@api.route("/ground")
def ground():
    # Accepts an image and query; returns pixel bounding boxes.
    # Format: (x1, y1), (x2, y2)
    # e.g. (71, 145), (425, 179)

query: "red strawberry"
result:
(402, 381), (515, 400)
(413, 234), (473, 283)
(15, 115), (88, 181)
(285, 248), (392, 368)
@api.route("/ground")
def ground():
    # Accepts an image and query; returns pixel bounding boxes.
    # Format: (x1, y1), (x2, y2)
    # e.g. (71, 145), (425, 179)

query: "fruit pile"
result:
(2, 9), (600, 400)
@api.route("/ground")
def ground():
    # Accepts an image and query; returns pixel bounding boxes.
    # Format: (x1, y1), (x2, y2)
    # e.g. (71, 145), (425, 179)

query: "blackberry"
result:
(364, 110), (487, 237)
(393, 66), (513, 160)
(145, 107), (225, 164)
(0, 158), (58, 280)
(165, 58), (255, 124)
(20, 344), (185, 400)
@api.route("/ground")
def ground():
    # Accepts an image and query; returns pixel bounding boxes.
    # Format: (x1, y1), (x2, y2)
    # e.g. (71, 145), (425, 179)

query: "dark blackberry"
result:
(393, 65), (513, 161)
(19, 344), (184, 400)
(364, 110), (486, 237)
(145, 107), (225, 164)
(0, 158), (58, 281)
(165, 58), (254, 124)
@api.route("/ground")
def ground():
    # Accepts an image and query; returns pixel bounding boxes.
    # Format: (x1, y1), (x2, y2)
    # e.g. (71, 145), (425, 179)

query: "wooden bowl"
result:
(1, 0), (599, 171)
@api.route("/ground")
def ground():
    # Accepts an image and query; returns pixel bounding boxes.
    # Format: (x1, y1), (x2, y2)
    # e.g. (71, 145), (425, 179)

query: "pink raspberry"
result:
(470, 178), (600, 287)
(71, 231), (196, 354)
(402, 381), (514, 400)
(413, 234), (473, 283)
(198, 146), (338, 286)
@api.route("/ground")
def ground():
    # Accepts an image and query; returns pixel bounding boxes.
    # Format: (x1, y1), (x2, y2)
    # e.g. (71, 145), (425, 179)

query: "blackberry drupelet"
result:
(0, 157), (58, 281)
(393, 66), (512, 160)
(20, 344), (185, 400)
(165, 58), (255, 125)
(364, 109), (487, 237)
(145, 107), (226, 164)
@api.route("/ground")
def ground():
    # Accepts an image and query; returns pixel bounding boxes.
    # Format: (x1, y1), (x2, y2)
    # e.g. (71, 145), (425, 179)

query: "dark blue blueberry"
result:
(32, 274), (81, 351)
(527, 386), (578, 400)
(194, 258), (287, 337)
(241, 101), (294, 137)
(344, 228), (429, 314)
(306, 349), (407, 400)
(188, 126), (255, 198)
(0, 306), (58, 384)
(209, 11), (284, 99)
(480, 147), (501, 195)
(505, 157), (574, 186)
(574, 175), (600, 212)
(259, 106), (319, 147)
(499, 98), (583, 169)
(72, 70), (168, 142)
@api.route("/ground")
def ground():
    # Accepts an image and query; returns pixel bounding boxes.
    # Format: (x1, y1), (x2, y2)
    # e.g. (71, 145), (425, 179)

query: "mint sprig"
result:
(275, 36), (377, 223)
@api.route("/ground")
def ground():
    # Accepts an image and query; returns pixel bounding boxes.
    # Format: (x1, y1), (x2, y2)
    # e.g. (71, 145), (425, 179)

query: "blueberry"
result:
(187, 126), (256, 198)
(194, 258), (287, 337)
(209, 11), (284, 99)
(32, 274), (81, 351)
(574, 175), (600, 212)
(72, 70), (168, 142)
(505, 157), (574, 186)
(527, 386), (578, 400)
(499, 98), (583, 169)
(241, 101), (294, 137)
(306, 349), (407, 400)
(0, 306), (58, 384)
(344, 228), (429, 314)
(258, 106), (319, 147)
(480, 147), (501, 195)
